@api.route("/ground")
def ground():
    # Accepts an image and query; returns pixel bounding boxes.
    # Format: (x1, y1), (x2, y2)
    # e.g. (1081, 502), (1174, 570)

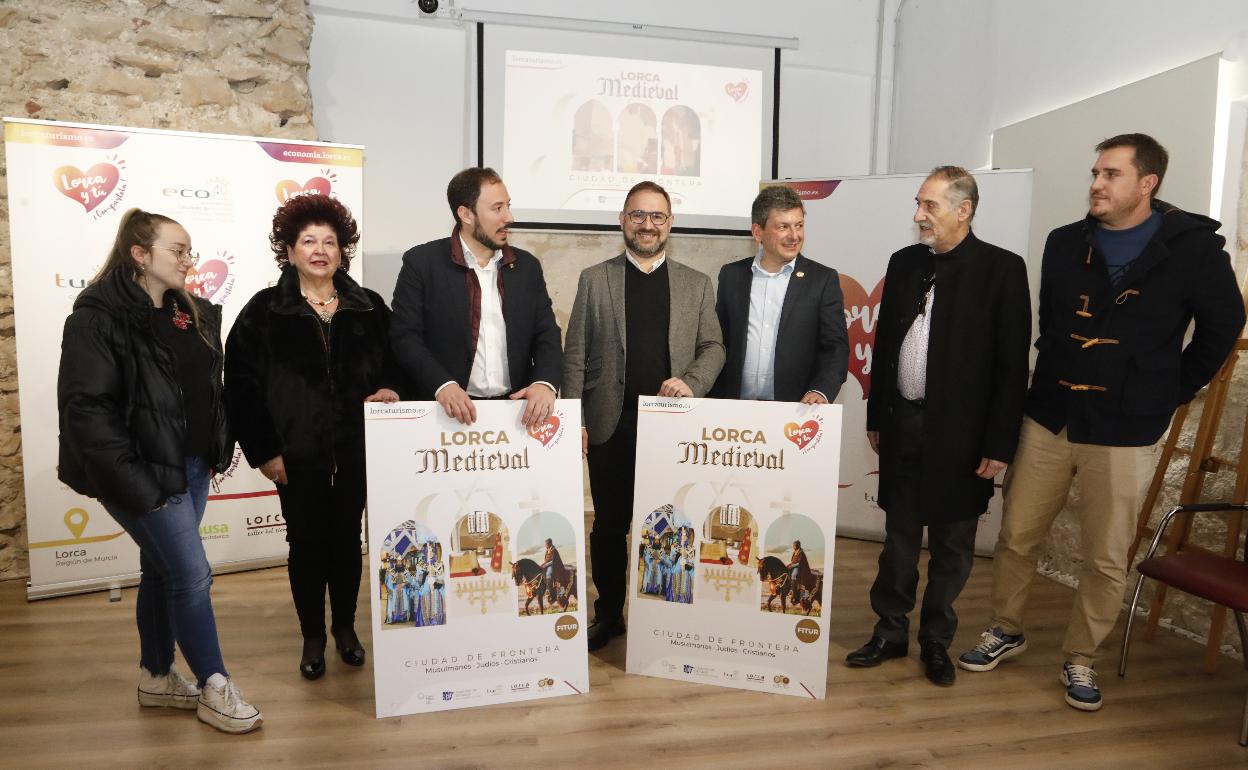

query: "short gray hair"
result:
(751, 185), (804, 228)
(928, 165), (978, 220)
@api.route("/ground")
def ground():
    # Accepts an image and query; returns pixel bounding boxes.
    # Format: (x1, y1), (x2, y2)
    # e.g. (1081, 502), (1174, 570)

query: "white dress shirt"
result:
(626, 250), (666, 273)
(462, 237), (511, 398)
(897, 283), (934, 400)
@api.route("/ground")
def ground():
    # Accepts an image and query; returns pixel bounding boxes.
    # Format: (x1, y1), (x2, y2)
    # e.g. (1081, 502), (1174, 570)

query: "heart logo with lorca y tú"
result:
(274, 176), (331, 204)
(724, 82), (749, 103)
(185, 259), (230, 300)
(840, 273), (886, 400)
(528, 414), (561, 446)
(53, 163), (119, 212)
(783, 420), (820, 450)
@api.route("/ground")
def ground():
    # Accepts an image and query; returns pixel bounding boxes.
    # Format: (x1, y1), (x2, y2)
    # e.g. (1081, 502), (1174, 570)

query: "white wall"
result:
(309, 0), (905, 296)
(892, 0), (1248, 173)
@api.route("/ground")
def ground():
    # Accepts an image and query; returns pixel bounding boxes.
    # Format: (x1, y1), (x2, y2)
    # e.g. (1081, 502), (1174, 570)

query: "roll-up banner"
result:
(4, 118), (364, 598)
(625, 397), (841, 699)
(363, 400), (589, 716)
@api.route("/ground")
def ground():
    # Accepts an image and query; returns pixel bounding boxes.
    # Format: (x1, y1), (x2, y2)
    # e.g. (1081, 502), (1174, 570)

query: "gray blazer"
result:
(563, 254), (725, 445)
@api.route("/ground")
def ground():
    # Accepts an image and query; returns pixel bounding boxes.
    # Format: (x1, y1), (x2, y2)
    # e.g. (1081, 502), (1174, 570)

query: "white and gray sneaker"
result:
(957, 626), (1027, 672)
(137, 664), (200, 710)
(197, 673), (262, 734)
(1060, 662), (1102, 711)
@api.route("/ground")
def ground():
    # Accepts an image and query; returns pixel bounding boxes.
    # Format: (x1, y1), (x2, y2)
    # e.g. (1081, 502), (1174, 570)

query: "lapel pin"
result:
(796, 271), (805, 278)
(508, 263), (515, 269)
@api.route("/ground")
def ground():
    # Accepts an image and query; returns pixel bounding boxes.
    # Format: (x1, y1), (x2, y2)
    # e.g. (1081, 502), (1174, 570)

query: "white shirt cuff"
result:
(434, 380), (457, 397)
(532, 381), (557, 395)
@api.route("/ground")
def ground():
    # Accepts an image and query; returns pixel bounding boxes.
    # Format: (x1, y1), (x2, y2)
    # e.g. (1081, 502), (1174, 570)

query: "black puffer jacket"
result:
(57, 269), (231, 513)
(224, 267), (406, 473)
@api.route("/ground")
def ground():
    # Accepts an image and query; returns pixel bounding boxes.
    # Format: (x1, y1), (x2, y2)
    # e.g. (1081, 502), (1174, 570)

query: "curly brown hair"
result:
(269, 194), (360, 271)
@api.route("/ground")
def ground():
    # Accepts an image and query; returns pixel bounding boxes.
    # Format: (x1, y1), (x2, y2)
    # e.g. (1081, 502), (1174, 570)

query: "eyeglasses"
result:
(157, 245), (196, 265)
(625, 210), (670, 225)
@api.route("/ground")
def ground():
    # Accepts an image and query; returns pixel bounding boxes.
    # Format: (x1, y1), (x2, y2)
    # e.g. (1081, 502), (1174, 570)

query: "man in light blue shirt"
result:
(740, 246), (795, 400)
(714, 185), (848, 404)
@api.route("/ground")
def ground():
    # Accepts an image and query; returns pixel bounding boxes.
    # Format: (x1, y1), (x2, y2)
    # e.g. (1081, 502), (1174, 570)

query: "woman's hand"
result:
(364, 388), (400, 403)
(260, 455), (288, 485)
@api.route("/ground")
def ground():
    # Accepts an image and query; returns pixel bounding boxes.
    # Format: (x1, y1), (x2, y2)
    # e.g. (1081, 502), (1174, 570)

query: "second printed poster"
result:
(626, 397), (841, 699)
(364, 400), (588, 716)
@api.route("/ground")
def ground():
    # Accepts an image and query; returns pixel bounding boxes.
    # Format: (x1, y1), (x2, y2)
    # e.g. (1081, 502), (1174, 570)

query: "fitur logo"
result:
(53, 155), (127, 218)
(274, 169), (336, 203)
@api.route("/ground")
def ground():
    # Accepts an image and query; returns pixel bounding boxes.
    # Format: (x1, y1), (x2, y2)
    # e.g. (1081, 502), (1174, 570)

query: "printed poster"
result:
(364, 400), (589, 716)
(626, 397), (840, 699)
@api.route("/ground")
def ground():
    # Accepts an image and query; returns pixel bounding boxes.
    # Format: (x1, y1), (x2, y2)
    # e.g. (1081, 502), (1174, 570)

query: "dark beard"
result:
(472, 221), (504, 252)
(624, 230), (667, 258)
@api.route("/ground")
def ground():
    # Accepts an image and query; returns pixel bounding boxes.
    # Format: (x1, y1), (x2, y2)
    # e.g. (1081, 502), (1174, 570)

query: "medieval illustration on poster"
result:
(364, 400), (589, 716)
(626, 397), (841, 699)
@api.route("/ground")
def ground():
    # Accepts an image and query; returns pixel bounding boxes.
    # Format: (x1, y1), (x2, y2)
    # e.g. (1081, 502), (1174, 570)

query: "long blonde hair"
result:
(94, 208), (216, 351)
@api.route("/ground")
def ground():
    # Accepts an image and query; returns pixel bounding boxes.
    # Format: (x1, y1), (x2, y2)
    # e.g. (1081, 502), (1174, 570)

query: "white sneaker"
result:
(197, 673), (262, 734)
(137, 664), (200, 710)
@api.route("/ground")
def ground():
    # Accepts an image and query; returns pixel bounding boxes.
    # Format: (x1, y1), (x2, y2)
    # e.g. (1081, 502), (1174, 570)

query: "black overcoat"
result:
(866, 231), (1031, 522)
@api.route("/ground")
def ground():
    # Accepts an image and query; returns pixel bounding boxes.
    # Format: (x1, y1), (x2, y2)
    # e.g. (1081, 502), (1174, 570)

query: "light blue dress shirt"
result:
(741, 250), (794, 400)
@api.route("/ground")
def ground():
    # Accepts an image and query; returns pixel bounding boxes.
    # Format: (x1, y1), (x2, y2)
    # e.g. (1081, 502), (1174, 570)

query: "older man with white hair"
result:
(846, 166), (1031, 687)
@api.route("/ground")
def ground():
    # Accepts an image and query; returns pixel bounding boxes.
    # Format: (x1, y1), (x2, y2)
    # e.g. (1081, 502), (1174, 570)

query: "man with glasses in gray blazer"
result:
(563, 181), (725, 651)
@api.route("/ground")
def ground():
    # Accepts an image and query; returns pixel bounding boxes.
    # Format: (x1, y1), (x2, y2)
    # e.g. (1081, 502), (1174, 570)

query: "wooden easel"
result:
(1125, 337), (1248, 672)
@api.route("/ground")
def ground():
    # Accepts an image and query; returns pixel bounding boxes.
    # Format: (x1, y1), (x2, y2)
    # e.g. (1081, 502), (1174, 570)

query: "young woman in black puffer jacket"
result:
(57, 208), (261, 734)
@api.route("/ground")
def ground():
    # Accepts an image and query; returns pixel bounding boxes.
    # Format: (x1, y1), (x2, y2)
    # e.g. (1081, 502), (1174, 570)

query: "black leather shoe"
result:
(587, 617), (626, 651)
(920, 640), (956, 686)
(331, 626), (366, 667)
(300, 635), (327, 680)
(845, 636), (909, 667)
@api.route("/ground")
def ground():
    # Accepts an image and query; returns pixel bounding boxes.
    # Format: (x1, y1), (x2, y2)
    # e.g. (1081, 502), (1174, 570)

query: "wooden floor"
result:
(1, 536), (1245, 769)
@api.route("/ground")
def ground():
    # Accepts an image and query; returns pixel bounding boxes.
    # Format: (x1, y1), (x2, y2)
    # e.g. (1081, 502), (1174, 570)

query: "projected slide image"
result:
(503, 50), (762, 219)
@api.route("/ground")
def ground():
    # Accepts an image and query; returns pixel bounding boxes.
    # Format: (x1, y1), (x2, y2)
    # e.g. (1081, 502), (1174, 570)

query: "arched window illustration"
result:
(661, 105), (701, 176)
(617, 103), (658, 174)
(571, 100), (614, 172)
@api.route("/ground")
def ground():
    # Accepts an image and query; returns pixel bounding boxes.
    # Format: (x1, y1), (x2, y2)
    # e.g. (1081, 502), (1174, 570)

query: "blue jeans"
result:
(103, 457), (227, 686)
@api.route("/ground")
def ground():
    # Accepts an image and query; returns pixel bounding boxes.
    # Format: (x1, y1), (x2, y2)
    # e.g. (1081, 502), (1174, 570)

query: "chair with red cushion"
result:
(1118, 502), (1248, 747)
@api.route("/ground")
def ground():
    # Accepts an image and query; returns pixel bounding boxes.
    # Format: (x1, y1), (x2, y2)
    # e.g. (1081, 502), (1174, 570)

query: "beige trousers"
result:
(989, 417), (1158, 666)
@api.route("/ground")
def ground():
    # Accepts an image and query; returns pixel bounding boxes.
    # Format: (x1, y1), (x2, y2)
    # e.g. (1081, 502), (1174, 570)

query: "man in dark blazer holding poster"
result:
(390, 167), (562, 429)
(713, 184), (849, 404)
(846, 166), (1031, 686)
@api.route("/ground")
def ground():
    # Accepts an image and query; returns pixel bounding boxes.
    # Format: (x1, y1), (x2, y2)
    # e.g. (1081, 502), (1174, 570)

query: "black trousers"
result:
(586, 410), (638, 621)
(276, 464), (367, 639)
(870, 397), (978, 648)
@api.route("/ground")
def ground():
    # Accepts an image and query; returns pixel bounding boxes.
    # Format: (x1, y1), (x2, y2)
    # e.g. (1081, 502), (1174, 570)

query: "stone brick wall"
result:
(0, 0), (316, 579)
